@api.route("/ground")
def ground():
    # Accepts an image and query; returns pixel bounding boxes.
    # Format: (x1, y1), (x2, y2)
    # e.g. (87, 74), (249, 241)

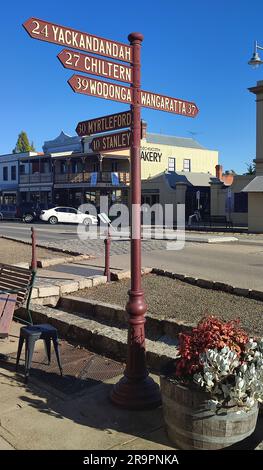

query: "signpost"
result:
(196, 190), (200, 210)
(23, 16), (199, 411)
(90, 130), (131, 152)
(58, 49), (133, 84)
(76, 111), (132, 137)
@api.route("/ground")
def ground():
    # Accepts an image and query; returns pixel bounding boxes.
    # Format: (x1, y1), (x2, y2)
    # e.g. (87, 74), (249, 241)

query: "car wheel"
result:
(0, 213), (3, 221)
(48, 216), (58, 225)
(24, 213), (34, 223)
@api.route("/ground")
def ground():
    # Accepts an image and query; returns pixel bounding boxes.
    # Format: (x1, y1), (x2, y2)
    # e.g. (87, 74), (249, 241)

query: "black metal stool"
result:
(16, 324), (63, 383)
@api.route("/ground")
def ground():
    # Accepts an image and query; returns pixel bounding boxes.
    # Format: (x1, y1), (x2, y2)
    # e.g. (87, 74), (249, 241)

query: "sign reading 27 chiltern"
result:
(23, 18), (133, 63)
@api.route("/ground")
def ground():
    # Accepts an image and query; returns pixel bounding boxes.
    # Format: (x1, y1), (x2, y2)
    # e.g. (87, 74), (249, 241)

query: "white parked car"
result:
(40, 207), (98, 225)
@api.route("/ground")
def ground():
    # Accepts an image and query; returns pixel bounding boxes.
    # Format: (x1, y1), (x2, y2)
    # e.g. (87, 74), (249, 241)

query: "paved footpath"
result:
(0, 322), (173, 451)
(0, 322), (262, 451)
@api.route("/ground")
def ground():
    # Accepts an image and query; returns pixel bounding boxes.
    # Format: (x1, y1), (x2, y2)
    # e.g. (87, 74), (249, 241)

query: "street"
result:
(1, 221), (263, 290)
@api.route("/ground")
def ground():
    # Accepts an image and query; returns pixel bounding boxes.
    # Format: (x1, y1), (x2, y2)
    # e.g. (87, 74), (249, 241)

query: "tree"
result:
(12, 131), (35, 153)
(245, 161), (256, 175)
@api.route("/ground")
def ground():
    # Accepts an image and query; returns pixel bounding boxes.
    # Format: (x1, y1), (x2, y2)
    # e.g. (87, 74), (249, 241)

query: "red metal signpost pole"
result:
(104, 230), (111, 283)
(110, 33), (161, 410)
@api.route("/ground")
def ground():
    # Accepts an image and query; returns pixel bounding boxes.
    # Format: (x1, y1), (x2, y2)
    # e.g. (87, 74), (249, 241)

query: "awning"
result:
(242, 176), (263, 192)
(101, 154), (129, 160)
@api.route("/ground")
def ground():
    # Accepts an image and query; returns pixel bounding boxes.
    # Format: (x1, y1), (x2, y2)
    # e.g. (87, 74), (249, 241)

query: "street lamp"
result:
(248, 41), (263, 68)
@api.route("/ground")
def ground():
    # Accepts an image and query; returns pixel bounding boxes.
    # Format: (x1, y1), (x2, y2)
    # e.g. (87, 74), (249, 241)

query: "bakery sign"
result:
(141, 146), (162, 163)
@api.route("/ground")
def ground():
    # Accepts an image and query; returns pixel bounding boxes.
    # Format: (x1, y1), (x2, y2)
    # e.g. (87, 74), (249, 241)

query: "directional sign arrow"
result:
(140, 90), (198, 117)
(76, 111), (132, 137)
(23, 17), (133, 63)
(90, 130), (132, 152)
(68, 75), (133, 105)
(58, 49), (133, 84)
(68, 74), (198, 117)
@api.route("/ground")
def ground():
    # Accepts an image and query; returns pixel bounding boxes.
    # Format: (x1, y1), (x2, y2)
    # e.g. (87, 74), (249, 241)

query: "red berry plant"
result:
(175, 316), (248, 380)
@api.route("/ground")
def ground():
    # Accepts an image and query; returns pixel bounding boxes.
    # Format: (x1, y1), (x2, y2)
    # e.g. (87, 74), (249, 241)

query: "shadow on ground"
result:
(0, 354), (262, 450)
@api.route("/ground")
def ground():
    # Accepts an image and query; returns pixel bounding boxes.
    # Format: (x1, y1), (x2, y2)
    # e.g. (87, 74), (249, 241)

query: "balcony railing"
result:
(19, 173), (52, 184)
(54, 171), (130, 185)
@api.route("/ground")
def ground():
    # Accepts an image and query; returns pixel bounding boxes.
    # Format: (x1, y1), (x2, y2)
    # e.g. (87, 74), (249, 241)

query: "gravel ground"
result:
(0, 238), (71, 264)
(73, 274), (263, 336)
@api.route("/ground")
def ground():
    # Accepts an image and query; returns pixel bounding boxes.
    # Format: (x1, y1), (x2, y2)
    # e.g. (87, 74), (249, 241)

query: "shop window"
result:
(3, 166), (8, 181)
(234, 192), (248, 213)
(183, 159), (191, 172)
(168, 158), (176, 172)
(11, 166), (16, 181)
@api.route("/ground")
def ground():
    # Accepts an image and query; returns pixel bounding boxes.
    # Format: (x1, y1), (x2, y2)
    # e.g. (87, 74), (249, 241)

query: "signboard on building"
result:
(58, 49), (132, 84)
(23, 18), (133, 63)
(90, 172), (97, 186)
(140, 146), (162, 162)
(90, 130), (131, 152)
(111, 172), (120, 186)
(76, 111), (132, 137)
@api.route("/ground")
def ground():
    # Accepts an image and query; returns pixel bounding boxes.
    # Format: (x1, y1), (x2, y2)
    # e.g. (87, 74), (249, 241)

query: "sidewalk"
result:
(0, 321), (173, 451)
(1, 322), (263, 450)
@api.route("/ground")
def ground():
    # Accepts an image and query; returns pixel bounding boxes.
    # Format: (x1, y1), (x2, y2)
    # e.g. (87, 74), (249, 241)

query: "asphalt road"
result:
(85, 242), (263, 291)
(0, 221), (79, 241)
(2, 221), (263, 290)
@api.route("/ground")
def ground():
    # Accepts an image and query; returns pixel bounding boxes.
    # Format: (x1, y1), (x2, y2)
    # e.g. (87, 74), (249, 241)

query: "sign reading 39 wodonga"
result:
(68, 74), (198, 117)
(23, 18), (133, 63)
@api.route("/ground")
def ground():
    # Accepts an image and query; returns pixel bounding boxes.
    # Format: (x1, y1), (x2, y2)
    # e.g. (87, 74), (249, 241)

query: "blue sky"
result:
(1, 0), (263, 173)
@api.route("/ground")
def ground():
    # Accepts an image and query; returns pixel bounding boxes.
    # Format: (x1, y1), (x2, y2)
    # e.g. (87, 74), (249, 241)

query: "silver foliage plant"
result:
(193, 338), (263, 411)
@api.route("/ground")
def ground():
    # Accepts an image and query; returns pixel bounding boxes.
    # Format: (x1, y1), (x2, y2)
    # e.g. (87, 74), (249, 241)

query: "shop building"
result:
(0, 151), (43, 204)
(0, 124), (219, 218)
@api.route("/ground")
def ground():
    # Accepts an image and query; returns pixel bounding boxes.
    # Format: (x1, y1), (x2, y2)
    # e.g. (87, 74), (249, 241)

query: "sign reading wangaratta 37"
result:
(58, 49), (132, 84)
(23, 18), (133, 63)
(90, 130), (131, 152)
(76, 111), (132, 137)
(69, 75), (198, 117)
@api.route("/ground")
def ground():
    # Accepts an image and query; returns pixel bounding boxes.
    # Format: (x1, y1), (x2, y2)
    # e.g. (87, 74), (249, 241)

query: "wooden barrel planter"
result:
(160, 361), (259, 450)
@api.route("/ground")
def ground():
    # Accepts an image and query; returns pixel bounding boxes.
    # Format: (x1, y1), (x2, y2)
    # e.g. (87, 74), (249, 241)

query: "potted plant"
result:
(160, 316), (263, 450)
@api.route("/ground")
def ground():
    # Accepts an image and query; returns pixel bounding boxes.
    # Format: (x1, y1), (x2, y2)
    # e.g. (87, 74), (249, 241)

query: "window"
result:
(111, 161), (118, 172)
(183, 159), (191, 172)
(68, 208), (77, 214)
(3, 167), (8, 181)
(168, 158), (176, 172)
(20, 165), (25, 175)
(71, 161), (79, 174)
(55, 207), (69, 213)
(11, 166), (16, 181)
(92, 162), (99, 172)
(60, 162), (66, 174)
(234, 192), (248, 213)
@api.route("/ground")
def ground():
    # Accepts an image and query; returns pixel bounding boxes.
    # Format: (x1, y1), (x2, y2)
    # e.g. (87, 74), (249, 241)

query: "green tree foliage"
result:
(12, 131), (35, 153)
(245, 161), (256, 175)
